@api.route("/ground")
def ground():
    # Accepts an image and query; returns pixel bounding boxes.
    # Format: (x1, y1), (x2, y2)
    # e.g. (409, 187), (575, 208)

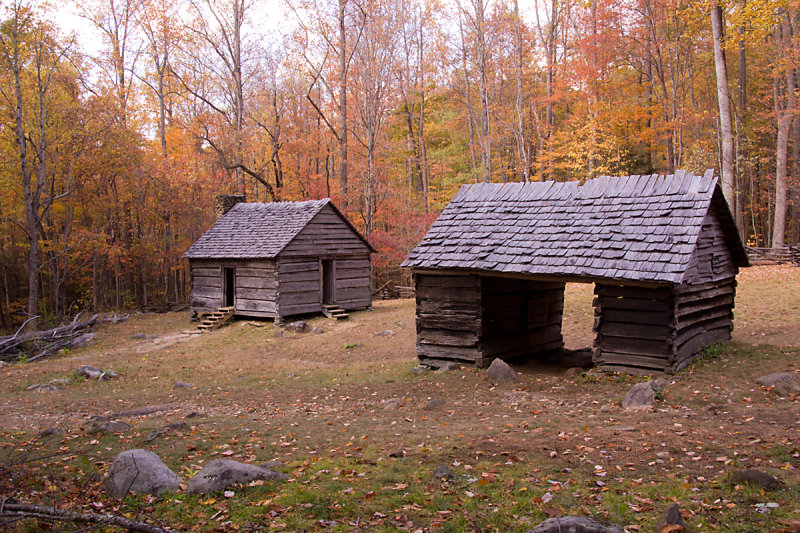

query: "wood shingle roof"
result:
(184, 199), (373, 259)
(402, 171), (748, 284)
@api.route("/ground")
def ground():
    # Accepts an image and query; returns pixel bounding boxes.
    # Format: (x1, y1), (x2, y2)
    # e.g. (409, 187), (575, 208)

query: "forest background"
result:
(0, 0), (798, 332)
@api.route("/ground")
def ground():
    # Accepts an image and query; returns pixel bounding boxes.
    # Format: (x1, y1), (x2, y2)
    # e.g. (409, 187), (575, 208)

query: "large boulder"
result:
(622, 382), (656, 409)
(186, 459), (288, 494)
(525, 516), (623, 533)
(486, 359), (519, 385)
(105, 449), (180, 498)
(755, 372), (796, 387)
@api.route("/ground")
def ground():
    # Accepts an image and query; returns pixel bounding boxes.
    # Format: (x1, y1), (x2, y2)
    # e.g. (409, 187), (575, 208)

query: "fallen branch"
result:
(0, 315), (100, 363)
(0, 502), (172, 532)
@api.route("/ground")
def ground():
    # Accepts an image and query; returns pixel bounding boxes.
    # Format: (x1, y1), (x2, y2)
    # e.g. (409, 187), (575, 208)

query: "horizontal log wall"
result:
(277, 258), (322, 317)
(335, 256), (372, 309)
(235, 260), (277, 317)
(593, 284), (675, 372)
(189, 259), (278, 317)
(415, 274), (483, 366)
(672, 278), (736, 368)
(480, 278), (564, 361)
(684, 204), (737, 284)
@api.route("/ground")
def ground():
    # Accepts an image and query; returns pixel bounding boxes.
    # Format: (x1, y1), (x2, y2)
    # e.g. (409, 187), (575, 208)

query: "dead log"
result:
(0, 315), (100, 363)
(0, 502), (172, 532)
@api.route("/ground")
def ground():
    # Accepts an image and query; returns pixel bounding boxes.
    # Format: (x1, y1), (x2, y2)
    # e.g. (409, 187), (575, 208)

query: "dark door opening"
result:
(224, 267), (235, 307)
(321, 260), (335, 305)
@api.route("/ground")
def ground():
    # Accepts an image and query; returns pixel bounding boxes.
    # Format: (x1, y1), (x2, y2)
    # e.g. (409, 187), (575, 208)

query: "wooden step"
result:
(197, 306), (235, 332)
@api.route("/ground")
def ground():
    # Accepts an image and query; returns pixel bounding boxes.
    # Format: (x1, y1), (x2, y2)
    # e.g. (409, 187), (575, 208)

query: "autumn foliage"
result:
(0, 0), (798, 330)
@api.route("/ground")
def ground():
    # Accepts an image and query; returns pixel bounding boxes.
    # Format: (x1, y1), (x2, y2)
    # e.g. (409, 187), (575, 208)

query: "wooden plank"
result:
(597, 335), (671, 357)
(416, 343), (481, 362)
(236, 267), (272, 277)
(191, 295), (221, 308)
(281, 270), (320, 283)
(236, 297), (277, 313)
(596, 296), (671, 312)
(593, 350), (667, 370)
(676, 294), (734, 317)
(192, 275), (222, 289)
(417, 314), (480, 331)
(417, 286), (479, 302)
(279, 300), (322, 314)
(599, 322), (671, 340)
(192, 267), (220, 278)
(418, 299), (479, 315)
(192, 286), (223, 299)
(235, 287), (276, 300)
(237, 276), (277, 290)
(675, 317), (732, 348)
(336, 287), (371, 300)
(595, 284), (672, 300)
(675, 327), (731, 360)
(278, 260), (319, 274)
(280, 280), (321, 293)
(418, 328), (479, 347)
(335, 278), (369, 290)
(601, 308), (671, 325)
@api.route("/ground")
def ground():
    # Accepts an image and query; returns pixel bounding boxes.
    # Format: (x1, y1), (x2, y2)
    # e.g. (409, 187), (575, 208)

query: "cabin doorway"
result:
(321, 260), (335, 304)
(223, 267), (235, 307)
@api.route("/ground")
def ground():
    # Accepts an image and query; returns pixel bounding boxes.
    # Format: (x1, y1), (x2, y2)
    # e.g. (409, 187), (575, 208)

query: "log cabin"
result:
(184, 197), (373, 322)
(402, 171), (749, 373)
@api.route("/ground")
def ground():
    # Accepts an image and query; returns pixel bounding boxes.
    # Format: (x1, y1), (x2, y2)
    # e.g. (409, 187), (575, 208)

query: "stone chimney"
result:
(214, 194), (246, 218)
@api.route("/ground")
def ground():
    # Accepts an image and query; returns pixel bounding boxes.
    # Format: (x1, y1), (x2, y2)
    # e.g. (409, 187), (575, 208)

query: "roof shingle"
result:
(401, 172), (747, 284)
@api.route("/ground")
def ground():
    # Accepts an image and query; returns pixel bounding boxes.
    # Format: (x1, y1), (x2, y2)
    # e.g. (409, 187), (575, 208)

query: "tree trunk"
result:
(512, 0), (529, 182)
(711, 3), (736, 211)
(338, 0), (349, 209)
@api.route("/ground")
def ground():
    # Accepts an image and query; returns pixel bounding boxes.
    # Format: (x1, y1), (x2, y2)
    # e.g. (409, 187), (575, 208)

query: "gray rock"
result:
(655, 503), (686, 532)
(186, 459), (287, 494)
(174, 381), (194, 389)
(388, 449), (405, 458)
(74, 365), (102, 379)
(98, 370), (119, 381)
(410, 365), (428, 374)
(729, 469), (783, 491)
(185, 411), (201, 419)
(70, 333), (95, 348)
(384, 398), (402, 410)
(486, 359), (519, 385)
(772, 380), (800, 397)
(274, 330), (286, 338)
(311, 327), (325, 334)
(564, 367), (584, 379)
(375, 329), (394, 337)
(525, 516), (624, 533)
(131, 333), (158, 340)
(436, 362), (459, 373)
(756, 372), (796, 387)
(27, 383), (59, 392)
(105, 449), (181, 498)
(424, 398), (445, 411)
(37, 427), (64, 439)
(285, 321), (308, 333)
(433, 465), (452, 479)
(91, 420), (131, 434)
(650, 378), (670, 392)
(622, 382), (656, 409)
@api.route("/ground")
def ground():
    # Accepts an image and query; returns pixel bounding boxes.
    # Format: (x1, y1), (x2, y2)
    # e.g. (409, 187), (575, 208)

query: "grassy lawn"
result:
(1, 265), (799, 532)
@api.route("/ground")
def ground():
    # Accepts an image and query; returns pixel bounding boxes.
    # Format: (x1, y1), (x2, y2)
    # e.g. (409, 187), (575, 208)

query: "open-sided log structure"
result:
(184, 198), (373, 322)
(402, 171), (748, 373)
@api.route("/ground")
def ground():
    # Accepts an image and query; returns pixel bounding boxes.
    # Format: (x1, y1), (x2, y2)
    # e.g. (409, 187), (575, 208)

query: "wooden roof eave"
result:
(410, 267), (677, 288)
